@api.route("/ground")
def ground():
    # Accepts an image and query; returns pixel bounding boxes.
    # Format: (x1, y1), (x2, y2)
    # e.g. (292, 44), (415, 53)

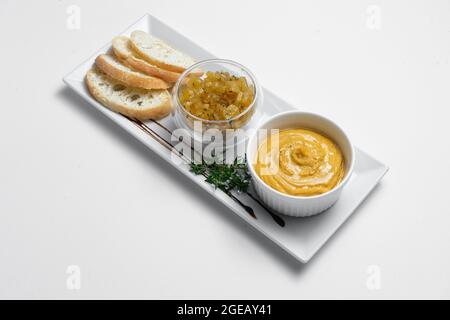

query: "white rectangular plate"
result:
(63, 14), (388, 263)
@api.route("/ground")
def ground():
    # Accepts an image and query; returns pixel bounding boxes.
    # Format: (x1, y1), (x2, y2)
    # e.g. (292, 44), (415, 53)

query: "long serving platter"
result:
(63, 14), (388, 263)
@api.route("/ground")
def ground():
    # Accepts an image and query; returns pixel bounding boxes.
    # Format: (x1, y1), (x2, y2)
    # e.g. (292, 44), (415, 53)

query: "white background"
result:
(0, 0), (449, 299)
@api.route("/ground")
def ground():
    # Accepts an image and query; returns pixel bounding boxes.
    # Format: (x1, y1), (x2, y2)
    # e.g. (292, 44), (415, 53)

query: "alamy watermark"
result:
(66, 5), (81, 30)
(169, 121), (281, 175)
(66, 265), (81, 290)
(366, 5), (382, 30)
(366, 265), (381, 290)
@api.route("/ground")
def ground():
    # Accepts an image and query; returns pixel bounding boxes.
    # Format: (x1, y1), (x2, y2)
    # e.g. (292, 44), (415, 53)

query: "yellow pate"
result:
(254, 129), (345, 196)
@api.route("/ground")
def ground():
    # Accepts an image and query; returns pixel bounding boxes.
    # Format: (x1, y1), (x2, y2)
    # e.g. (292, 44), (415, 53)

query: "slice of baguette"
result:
(95, 54), (170, 90)
(86, 68), (173, 120)
(112, 36), (135, 60)
(112, 36), (181, 83)
(130, 30), (196, 73)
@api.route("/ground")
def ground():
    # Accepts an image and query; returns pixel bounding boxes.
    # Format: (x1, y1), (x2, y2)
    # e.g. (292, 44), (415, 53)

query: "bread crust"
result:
(95, 54), (170, 90)
(123, 56), (181, 83)
(85, 69), (173, 120)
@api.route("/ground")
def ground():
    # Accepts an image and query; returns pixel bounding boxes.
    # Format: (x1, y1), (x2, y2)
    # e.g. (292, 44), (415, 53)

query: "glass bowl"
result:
(172, 59), (262, 140)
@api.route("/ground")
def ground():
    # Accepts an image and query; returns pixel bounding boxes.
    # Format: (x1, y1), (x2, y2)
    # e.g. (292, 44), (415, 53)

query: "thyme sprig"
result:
(190, 157), (251, 194)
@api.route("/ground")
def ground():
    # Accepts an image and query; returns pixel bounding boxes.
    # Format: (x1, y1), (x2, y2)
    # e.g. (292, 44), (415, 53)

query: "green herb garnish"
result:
(190, 157), (251, 194)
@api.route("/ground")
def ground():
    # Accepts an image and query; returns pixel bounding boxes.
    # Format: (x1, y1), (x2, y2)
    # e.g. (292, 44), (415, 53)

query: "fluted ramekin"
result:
(247, 111), (355, 217)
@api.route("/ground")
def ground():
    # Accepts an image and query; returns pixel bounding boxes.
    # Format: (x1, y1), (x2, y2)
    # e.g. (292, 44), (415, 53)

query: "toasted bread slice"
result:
(112, 36), (135, 60)
(130, 31), (196, 73)
(86, 68), (172, 120)
(112, 36), (181, 83)
(95, 54), (170, 90)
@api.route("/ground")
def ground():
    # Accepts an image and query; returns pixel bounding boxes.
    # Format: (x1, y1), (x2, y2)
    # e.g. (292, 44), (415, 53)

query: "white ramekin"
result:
(247, 111), (355, 217)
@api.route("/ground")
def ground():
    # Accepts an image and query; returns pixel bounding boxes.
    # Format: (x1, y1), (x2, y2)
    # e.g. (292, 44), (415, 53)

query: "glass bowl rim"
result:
(173, 58), (260, 125)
